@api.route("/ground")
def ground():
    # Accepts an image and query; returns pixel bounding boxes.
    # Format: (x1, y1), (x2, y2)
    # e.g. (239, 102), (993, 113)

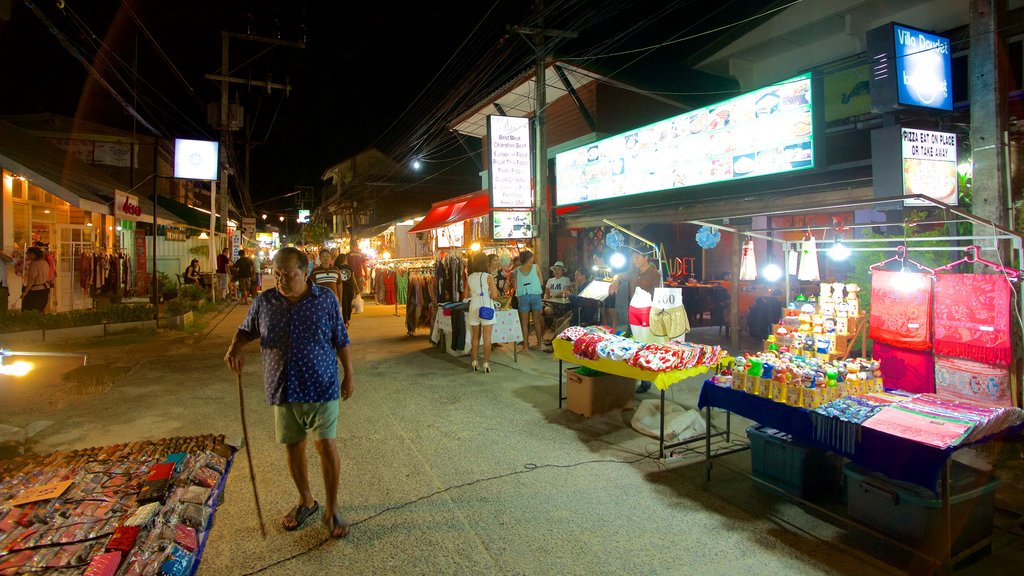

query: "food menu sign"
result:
(902, 127), (957, 206)
(555, 73), (814, 206)
(488, 116), (533, 208)
(492, 210), (534, 239)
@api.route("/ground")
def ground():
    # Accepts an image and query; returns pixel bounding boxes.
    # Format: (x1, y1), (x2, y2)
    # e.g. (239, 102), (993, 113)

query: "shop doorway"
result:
(56, 225), (95, 312)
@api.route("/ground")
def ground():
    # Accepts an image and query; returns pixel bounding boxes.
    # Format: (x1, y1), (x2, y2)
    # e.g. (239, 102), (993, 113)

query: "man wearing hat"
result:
(544, 260), (572, 299)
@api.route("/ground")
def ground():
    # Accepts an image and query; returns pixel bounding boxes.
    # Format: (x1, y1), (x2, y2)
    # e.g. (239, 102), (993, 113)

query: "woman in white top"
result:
(468, 252), (501, 373)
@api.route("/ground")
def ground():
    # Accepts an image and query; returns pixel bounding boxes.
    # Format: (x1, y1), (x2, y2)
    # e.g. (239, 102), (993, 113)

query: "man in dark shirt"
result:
(224, 247), (355, 538)
(233, 249), (256, 305)
(216, 247), (231, 300)
(333, 253), (359, 325)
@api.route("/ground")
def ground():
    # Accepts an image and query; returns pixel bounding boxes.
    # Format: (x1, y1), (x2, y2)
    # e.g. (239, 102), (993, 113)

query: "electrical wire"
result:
(240, 453), (659, 575)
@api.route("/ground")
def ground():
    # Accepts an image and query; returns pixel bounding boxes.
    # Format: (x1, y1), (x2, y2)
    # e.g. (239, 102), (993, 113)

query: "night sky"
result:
(0, 0), (777, 213)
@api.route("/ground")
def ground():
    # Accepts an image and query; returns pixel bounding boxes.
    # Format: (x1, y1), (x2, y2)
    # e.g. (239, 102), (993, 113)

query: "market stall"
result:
(431, 305), (522, 361)
(552, 328), (729, 457)
(0, 434), (234, 575)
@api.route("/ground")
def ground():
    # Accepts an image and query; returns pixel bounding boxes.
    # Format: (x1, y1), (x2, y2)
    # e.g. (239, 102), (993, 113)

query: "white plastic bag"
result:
(353, 294), (364, 314)
(630, 398), (706, 441)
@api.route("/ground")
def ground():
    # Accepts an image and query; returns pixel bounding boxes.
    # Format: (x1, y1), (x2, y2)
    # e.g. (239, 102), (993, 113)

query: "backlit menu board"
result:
(492, 210), (534, 239)
(555, 73), (814, 206)
(902, 127), (957, 205)
(488, 116), (533, 208)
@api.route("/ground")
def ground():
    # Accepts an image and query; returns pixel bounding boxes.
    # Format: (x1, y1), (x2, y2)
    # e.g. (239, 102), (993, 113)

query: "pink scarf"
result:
(868, 270), (932, 351)
(873, 341), (934, 394)
(932, 274), (1012, 366)
(934, 355), (1013, 407)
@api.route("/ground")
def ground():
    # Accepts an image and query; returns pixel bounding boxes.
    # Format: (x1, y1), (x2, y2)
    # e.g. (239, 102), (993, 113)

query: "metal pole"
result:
(210, 181), (217, 303)
(533, 16), (550, 273)
(152, 141), (159, 321)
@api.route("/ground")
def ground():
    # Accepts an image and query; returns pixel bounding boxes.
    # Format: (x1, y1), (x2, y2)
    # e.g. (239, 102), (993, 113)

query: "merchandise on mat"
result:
(727, 351), (884, 408)
(559, 326), (726, 372)
(0, 434), (234, 575)
(861, 394), (1024, 448)
(868, 270), (932, 351)
(932, 273), (1012, 366)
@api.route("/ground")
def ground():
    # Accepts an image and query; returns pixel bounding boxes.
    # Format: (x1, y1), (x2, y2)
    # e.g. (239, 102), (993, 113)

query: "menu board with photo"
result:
(555, 73), (815, 206)
(491, 210), (534, 239)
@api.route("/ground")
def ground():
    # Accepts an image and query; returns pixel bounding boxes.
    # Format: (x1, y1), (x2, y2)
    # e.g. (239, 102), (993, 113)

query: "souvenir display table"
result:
(430, 305), (522, 361)
(552, 335), (727, 457)
(0, 434), (235, 575)
(697, 380), (1024, 569)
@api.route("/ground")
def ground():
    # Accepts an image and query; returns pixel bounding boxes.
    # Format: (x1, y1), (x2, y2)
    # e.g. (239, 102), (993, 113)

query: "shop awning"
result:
(408, 191), (490, 233)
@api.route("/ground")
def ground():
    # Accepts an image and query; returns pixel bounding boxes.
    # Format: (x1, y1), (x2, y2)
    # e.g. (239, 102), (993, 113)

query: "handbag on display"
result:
(477, 273), (495, 320)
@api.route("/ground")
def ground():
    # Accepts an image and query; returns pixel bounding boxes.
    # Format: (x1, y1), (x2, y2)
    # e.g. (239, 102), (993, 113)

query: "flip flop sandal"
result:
(283, 501), (319, 531)
(323, 509), (350, 539)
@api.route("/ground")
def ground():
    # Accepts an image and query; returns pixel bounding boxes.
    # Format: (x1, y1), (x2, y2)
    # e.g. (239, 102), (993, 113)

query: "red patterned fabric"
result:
(873, 341), (934, 394)
(934, 355), (1013, 407)
(932, 274), (1012, 366)
(868, 270), (932, 351)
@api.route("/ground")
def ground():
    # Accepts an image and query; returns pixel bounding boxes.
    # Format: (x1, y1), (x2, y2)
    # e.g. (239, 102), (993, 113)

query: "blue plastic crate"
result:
(747, 425), (842, 501)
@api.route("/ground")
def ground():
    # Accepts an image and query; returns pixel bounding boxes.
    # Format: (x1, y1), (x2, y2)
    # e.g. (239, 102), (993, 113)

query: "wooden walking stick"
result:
(237, 370), (267, 538)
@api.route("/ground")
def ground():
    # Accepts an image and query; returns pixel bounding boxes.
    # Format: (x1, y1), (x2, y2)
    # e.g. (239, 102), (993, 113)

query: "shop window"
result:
(31, 205), (55, 223)
(10, 179), (24, 199)
(69, 207), (88, 226)
(13, 203), (29, 245)
(28, 186), (43, 203)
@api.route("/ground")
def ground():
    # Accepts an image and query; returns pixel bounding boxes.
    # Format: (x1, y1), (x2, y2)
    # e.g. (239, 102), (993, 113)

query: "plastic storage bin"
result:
(746, 425), (842, 501)
(843, 461), (1000, 567)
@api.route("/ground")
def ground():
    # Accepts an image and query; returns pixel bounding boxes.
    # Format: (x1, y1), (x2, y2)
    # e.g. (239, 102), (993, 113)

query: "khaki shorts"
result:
(273, 400), (339, 444)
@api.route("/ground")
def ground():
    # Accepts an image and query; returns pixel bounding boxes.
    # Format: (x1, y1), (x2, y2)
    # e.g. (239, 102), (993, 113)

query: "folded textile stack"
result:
(558, 326), (726, 372)
(861, 393), (1024, 448)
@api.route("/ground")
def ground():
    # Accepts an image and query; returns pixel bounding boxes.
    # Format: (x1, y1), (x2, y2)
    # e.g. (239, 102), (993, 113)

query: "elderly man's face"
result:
(273, 257), (308, 298)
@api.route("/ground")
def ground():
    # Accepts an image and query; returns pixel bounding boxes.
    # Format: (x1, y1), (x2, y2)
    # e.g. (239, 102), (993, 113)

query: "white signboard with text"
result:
(487, 115), (533, 209)
(901, 127), (957, 206)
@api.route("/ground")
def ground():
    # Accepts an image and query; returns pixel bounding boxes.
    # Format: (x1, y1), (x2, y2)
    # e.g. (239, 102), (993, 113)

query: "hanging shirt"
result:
(237, 283), (350, 405)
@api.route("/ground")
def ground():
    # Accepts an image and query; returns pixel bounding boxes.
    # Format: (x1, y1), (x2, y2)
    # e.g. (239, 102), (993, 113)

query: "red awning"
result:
(408, 191), (491, 233)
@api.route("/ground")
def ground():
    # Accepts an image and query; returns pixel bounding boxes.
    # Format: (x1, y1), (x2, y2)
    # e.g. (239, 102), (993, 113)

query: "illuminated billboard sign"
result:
(555, 73), (814, 206)
(487, 116), (533, 209)
(492, 211), (534, 239)
(902, 127), (957, 205)
(867, 23), (952, 112)
(173, 139), (219, 180)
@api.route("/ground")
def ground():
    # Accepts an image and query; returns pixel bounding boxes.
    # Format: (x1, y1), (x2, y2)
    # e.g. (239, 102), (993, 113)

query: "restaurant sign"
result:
(114, 190), (143, 221)
(555, 73), (815, 206)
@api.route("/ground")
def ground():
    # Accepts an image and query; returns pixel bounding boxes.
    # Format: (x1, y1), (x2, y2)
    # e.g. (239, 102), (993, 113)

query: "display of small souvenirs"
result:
(768, 283), (863, 357)
(711, 350), (883, 409)
(0, 435), (233, 575)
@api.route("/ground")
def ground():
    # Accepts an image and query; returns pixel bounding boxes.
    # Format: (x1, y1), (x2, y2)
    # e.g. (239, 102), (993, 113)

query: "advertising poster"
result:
(436, 222), (465, 248)
(173, 139), (219, 180)
(492, 211), (534, 239)
(902, 128), (957, 205)
(555, 73), (814, 206)
(135, 229), (147, 297)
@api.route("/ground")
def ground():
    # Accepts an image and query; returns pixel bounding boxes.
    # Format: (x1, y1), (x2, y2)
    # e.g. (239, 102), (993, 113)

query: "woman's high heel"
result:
(483, 363), (491, 373)
(472, 360), (479, 372)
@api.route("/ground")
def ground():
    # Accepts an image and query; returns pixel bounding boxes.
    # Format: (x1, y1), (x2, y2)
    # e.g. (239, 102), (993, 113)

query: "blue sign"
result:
(894, 24), (952, 110)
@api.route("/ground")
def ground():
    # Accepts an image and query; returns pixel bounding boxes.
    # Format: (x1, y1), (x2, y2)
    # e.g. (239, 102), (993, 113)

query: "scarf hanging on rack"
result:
(932, 273), (1012, 366)
(872, 341), (934, 394)
(868, 270), (932, 351)
(934, 355), (1013, 407)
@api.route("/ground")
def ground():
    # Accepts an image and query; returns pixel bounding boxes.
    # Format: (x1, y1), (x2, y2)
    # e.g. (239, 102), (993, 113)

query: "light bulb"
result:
(761, 263), (783, 282)
(895, 269), (926, 293)
(413, 160), (422, 170)
(829, 241), (850, 261)
(470, 242), (481, 252)
(609, 252), (627, 270)
(0, 360), (34, 377)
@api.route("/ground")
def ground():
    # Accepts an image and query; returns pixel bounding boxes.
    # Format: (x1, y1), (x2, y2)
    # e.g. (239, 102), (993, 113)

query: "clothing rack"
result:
(375, 257), (435, 316)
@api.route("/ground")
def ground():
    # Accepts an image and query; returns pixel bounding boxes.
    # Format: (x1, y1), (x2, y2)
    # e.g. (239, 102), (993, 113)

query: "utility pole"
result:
(512, 2), (576, 273)
(206, 31), (304, 228)
(969, 0), (1009, 263)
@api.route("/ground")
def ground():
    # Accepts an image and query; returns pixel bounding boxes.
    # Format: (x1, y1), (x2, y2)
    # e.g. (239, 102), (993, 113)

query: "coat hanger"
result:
(869, 245), (935, 275)
(934, 245), (1021, 279)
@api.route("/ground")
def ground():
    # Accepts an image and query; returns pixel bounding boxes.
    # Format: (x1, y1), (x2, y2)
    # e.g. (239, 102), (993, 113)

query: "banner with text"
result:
(487, 115), (533, 209)
(115, 190), (143, 221)
(902, 127), (957, 206)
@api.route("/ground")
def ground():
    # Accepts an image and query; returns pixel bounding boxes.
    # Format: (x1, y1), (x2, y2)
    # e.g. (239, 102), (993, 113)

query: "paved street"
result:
(1, 301), (1020, 575)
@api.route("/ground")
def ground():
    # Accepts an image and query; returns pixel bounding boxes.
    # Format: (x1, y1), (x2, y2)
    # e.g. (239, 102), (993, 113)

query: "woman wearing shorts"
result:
(467, 253), (501, 372)
(511, 249), (545, 354)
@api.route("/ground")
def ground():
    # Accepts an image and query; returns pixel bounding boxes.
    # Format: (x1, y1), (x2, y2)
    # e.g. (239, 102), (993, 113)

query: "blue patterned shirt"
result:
(237, 283), (350, 405)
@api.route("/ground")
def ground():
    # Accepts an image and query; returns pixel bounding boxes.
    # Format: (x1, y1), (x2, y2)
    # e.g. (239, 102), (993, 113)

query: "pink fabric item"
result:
(873, 341), (935, 394)
(863, 407), (972, 449)
(628, 305), (651, 327)
(934, 355), (1013, 407)
(84, 552), (122, 576)
(932, 274), (1012, 366)
(868, 270), (932, 351)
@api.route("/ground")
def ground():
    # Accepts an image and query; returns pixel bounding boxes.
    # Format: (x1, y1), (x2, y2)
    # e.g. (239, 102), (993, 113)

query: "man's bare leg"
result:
(315, 438), (348, 537)
(284, 440), (315, 529)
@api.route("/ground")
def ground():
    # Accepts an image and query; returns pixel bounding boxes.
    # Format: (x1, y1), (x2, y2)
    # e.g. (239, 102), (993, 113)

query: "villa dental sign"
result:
(487, 115), (533, 209)
(867, 23), (952, 112)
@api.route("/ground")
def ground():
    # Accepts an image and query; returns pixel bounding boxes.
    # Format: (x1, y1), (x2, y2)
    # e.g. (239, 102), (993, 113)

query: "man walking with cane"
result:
(224, 247), (355, 538)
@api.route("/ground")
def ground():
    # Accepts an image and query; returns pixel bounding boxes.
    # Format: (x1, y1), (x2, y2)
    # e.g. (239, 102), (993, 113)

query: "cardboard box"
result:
(565, 368), (634, 417)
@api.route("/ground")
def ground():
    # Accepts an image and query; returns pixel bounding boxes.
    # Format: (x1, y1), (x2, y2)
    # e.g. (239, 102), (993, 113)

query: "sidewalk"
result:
(1, 301), (1018, 575)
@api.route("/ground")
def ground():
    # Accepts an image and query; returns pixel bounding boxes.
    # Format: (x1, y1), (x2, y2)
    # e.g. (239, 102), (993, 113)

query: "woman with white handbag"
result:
(467, 253), (502, 373)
